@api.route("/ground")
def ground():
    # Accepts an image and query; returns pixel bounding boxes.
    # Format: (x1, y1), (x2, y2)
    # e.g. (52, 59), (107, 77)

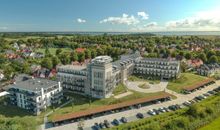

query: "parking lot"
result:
(45, 80), (220, 130)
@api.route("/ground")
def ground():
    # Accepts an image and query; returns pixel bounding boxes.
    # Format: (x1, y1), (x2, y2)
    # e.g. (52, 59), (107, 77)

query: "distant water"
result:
(52, 31), (220, 36)
(151, 31), (220, 36)
(3, 31), (220, 36)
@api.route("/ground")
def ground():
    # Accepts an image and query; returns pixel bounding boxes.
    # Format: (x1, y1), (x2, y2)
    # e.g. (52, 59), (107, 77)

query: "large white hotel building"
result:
(57, 52), (180, 98)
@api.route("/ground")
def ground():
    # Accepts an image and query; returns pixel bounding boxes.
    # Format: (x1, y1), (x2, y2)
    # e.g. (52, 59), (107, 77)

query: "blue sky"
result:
(0, 0), (220, 32)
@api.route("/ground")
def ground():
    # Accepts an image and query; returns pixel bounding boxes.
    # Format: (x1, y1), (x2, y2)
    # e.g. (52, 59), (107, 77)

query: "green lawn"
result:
(36, 48), (72, 55)
(0, 97), (39, 130)
(199, 116), (220, 130)
(112, 83), (128, 95)
(48, 91), (170, 121)
(167, 73), (208, 93)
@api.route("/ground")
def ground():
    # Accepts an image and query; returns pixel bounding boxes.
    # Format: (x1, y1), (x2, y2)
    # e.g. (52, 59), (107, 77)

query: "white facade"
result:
(57, 52), (181, 99)
(7, 78), (63, 115)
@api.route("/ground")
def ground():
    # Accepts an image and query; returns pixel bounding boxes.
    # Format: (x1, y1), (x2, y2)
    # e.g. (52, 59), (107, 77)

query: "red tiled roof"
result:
(52, 93), (172, 123)
(75, 48), (86, 53)
(183, 78), (215, 91)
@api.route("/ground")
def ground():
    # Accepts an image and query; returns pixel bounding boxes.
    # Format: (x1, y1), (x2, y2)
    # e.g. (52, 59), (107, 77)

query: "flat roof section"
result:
(58, 65), (87, 71)
(183, 78), (215, 91)
(52, 92), (172, 123)
(7, 78), (58, 92)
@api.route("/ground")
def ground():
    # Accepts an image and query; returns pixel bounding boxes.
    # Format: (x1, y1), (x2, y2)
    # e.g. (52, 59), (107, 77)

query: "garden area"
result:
(107, 92), (220, 130)
(112, 83), (128, 95)
(167, 73), (209, 93)
(138, 83), (150, 89)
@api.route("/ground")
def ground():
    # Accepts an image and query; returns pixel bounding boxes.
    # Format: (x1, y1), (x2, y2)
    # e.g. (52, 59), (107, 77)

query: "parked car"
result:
(198, 95), (206, 99)
(158, 107), (166, 113)
(113, 119), (119, 126)
(136, 113), (144, 118)
(99, 122), (105, 129)
(189, 100), (196, 104)
(195, 96), (203, 101)
(207, 91), (216, 95)
(93, 123), (100, 130)
(183, 101), (191, 106)
(148, 110), (156, 115)
(203, 93), (210, 97)
(104, 120), (110, 128)
(153, 109), (160, 115)
(163, 107), (170, 112)
(168, 105), (177, 111)
(121, 117), (127, 123)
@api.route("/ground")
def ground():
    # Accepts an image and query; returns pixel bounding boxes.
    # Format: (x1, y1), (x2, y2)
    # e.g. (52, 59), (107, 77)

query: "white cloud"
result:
(144, 22), (158, 28)
(166, 9), (220, 31)
(100, 13), (140, 25)
(137, 11), (149, 20)
(0, 27), (7, 30)
(77, 18), (86, 23)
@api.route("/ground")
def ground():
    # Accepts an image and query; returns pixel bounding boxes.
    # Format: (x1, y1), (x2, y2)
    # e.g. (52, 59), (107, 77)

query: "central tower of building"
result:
(86, 56), (114, 98)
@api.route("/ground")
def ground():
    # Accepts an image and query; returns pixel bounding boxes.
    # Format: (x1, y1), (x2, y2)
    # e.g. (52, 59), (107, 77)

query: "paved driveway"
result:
(45, 80), (220, 130)
(126, 80), (168, 93)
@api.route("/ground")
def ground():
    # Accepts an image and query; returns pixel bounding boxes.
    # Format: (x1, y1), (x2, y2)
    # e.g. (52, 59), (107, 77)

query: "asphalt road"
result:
(45, 80), (220, 130)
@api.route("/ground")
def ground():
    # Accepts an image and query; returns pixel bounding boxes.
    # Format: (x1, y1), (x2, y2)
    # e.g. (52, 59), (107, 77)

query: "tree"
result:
(171, 52), (177, 58)
(207, 50), (216, 58)
(97, 48), (104, 56)
(70, 51), (78, 61)
(91, 49), (97, 58)
(56, 48), (62, 55)
(59, 52), (70, 65)
(22, 62), (30, 74)
(85, 49), (91, 59)
(209, 55), (218, 63)
(52, 56), (60, 68)
(78, 52), (85, 62)
(185, 52), (192, 60)
(45, 47), (52, 57)
(41, 58), (53, 69)
(198, 53), (207, 63)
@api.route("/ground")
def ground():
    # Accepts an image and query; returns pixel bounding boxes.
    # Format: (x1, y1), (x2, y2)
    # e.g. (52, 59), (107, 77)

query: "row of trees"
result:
(40, 46), (126, 70)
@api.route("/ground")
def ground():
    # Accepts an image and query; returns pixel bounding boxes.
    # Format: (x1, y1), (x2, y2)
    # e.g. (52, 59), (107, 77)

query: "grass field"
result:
(36, 48), (72, 55)
(199, 116), (220, 130)
(48, 91), (170, 121)
(167, 73), (208, 93)
(112, 84), (128, 95)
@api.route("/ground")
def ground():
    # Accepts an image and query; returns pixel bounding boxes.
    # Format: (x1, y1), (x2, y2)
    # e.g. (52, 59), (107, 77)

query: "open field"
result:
(48, 91), (170, 121)
(36, 48), (72, 55)
(167, 73), (208, 93)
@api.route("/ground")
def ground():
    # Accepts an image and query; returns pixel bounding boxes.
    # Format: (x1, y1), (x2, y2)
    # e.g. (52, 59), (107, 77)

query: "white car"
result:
(158, 107), (166, 113)
(148, 110), (156, 115)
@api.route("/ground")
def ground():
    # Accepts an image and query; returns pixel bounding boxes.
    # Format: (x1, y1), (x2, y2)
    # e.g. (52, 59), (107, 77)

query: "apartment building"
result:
(197, 63), (220, 77)
(57, 52), (180, 99)
(7, 78), (63, 115)
(134, 58), (181, 79)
